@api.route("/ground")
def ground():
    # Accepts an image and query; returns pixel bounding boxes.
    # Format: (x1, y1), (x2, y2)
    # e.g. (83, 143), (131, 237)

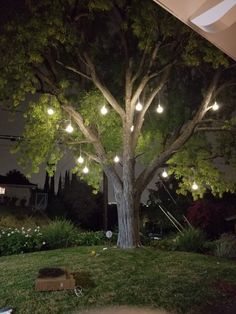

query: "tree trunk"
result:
(112, 175), (141, 249)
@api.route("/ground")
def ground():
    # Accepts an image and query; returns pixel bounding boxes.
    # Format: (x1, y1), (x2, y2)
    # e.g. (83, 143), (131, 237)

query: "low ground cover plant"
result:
(0, 219), (114, 256)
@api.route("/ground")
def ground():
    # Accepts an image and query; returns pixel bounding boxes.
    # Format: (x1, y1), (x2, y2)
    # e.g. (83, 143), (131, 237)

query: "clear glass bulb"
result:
(82, 166), (89, 174)
(135, 101), (143, 111)
(156, 104), (164, 114)
(162, 169), (168, 178)
(77, 156), (84, 164)
(100, 105), (108, 115)
(192, 182), (199, 190)
(65, 124), (74, 133)
(114, 155), (120, 163)
(212, 102), (219, 111)
(47, 108), (54, 115)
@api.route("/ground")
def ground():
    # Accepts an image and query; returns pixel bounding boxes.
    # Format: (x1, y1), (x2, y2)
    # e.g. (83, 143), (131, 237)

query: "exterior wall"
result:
(0, 185), (32, 206)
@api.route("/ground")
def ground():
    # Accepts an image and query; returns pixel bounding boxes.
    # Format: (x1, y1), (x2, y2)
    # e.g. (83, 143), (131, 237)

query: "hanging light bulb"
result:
(114, 155), (120, 163)
(47, 108), (54, 115)
(65, 123), (74, 133)
(156, 104), (164, 114)
(130, 125), (134, 132)
(192, 182), (199, 190)
(82, 166), (89, 174)
(77, 156), (84, 164)
(162, 169), (168, 178)
(212, 101), (219, 111)
(135, 100), (143, 111)
(100, 105), (108, 115)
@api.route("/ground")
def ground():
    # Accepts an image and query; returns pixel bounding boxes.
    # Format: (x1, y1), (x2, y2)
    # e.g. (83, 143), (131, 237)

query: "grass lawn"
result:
(0, 246), (236, 314)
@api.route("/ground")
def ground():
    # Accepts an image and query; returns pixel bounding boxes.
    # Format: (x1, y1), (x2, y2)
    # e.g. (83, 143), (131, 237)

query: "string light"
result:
(65, 123), (74, 133)
(114, 155), (120, 163)
(100, 105), (108, 115)
(135, 100), (143, 111)
(191, 182), (199, 190)
(77, 156), (84, 164)
(156, 104), (164, 114)
(162, 169), (168, 178)
(212, 101), (219, 111)
(47, 108), (54, 115)
(82, 166), (89, 174)
(130, 125), (134, 132)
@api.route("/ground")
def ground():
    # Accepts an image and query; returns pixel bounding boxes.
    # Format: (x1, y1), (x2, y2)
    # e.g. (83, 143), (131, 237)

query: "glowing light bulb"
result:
(130, 125), (134, 132)
(156, 104), (164, 114)
(135, 101), (143, 111)
(47, 108), (54, 115)
(77, 156), (84, 164)
(82, 166), (89, 174)
(192, 182), (199, 190)
(114, 155), (120, 163)
(100, 105), (108, 115)
(65, 123), (74, 133)
(212, 101), (219, 111)
(162, 169), (168, 178)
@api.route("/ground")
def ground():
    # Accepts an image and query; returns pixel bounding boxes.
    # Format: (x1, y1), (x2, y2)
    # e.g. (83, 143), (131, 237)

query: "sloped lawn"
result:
(1, 247), (236, 313)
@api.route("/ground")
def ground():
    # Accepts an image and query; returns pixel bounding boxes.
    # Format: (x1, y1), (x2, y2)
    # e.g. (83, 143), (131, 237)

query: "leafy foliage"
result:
(175, 228), (206, 252)
(213, 234), (236, 258)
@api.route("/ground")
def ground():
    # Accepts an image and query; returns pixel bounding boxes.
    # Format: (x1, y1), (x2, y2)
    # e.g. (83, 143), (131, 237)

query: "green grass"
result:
(1, 247), (236, 314)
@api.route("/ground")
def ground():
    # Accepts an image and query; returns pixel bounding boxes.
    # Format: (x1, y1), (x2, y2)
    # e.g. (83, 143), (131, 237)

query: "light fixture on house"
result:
(100, 105), (108, 115)
(156, 104), (164, 114)
(114, 155), (120, 163)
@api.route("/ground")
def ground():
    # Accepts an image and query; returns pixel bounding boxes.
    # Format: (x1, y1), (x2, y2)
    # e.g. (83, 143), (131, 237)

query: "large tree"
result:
(0, 0), (236, 248)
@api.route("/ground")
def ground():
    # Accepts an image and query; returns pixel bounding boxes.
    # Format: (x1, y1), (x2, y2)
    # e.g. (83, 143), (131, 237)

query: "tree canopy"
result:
(0, 0), (236, 247)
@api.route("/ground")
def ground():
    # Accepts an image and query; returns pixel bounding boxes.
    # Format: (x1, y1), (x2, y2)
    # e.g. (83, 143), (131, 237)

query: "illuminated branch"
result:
(135, 71), (221, 194)
(61, 103), (123, 189)
(84, 53), (126, 120)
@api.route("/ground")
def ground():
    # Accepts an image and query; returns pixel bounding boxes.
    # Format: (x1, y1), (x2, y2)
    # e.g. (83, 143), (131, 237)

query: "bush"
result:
(41, 219), (77, 250)
(176, 228), (205, 252)
(0, 226), (45, 256)
(150, 234), (177, 251)
(75, 231), (115, 246)
(214, 234), (236, 258)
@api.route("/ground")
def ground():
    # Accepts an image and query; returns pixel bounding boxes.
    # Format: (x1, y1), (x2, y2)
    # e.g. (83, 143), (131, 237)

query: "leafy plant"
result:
(176, 228), (206, 252)
(41, 219), (77, 249)
(214, 234), (236, 258)
(75, 231), (113, 246)
(0, 226), (44, 256)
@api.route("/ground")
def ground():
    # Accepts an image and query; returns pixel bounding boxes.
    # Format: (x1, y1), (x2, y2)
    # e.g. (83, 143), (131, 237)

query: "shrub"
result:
(41, 219), (77, 249)
(0, 226), (45, 256)
(176, 228), (205, 252)
(214, 234), (236, 258)
(151, 234), (177, 251)
(75, 231), (111, 246)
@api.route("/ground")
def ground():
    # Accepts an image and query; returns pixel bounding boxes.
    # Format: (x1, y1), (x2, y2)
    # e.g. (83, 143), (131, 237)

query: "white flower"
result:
(7, 233), (11, 236)
(42, 242), (46, 245)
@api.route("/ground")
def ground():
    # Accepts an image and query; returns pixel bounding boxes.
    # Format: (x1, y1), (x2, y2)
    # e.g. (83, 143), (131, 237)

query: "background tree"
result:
(0, 0), (236, 248)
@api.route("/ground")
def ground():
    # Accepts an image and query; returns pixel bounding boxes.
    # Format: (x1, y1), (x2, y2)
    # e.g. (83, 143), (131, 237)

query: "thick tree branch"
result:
(131, 66), (171, 150)
(60, 102), (123, 190)
(84, 53), (125, 120)
(56, 60), (92, 80)
(135, 71), (221, 194)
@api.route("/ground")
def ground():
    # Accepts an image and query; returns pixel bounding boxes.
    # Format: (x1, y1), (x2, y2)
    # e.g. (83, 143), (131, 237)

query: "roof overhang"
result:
(153, 0), (236, 61)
